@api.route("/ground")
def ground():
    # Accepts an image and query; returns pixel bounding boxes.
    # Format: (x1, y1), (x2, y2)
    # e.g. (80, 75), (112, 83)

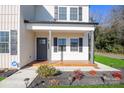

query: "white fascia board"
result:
(26, 23), (95, 31)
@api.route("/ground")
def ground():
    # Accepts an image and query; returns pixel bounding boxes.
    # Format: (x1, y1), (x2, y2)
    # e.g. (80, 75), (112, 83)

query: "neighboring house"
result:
(0, 5), (97, 68)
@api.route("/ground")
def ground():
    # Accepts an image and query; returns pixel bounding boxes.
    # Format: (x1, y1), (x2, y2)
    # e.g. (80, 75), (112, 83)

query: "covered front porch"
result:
(25, 21), (97, 66)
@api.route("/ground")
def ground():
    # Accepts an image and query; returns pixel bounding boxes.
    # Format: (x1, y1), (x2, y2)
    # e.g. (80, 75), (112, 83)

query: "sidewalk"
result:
(0, 67), (37, 88)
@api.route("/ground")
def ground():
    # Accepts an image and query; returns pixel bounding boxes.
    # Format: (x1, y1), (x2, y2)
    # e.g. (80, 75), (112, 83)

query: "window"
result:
(70, 8), (78, 20)
(59, 7), (67, 20)
(0, 32), (9, 53)
(11, 30), (17, 55)
(70, 7), (82, 21)
(55, 6), (82, 21)
(58, 38), (66, 51)
(70, 38), (78, 51)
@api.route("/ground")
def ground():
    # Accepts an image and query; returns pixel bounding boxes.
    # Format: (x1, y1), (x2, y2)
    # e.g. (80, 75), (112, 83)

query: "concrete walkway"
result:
(0, 67), (37, 88)
(55, 61), (120, 71)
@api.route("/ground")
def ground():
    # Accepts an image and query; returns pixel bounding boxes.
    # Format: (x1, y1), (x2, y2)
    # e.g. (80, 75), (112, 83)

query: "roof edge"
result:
(24, 20), (98, 25)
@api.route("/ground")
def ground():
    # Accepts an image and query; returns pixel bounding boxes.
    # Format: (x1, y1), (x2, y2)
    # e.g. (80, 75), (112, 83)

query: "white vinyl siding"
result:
(0, 5), (19, 68)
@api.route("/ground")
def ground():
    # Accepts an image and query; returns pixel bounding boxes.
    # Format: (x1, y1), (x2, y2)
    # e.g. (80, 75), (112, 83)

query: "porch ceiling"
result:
(25, 21), (97, 32)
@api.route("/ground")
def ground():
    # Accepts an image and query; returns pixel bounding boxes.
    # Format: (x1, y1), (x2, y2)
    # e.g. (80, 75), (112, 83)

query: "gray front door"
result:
(37, 38), (47, 60)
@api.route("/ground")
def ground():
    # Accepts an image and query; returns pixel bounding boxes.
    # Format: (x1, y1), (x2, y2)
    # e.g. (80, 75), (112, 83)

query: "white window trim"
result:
(70, 7), (79, 21)
(57, 38), (66, 45)
(0, 30), (10, 54)
(57, 37), (66, 52)
(58, 6), (67, 21)
(70, 38), (79, 52)
(56, 6), (82, 22)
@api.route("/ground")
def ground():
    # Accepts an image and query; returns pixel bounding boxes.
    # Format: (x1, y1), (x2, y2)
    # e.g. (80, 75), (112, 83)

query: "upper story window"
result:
(70, 7), (82, 21)
(0, 32), (9, 53)
(70, 8), (78, 20)
(58, 7), (67, 20)
(54, 6), (82, 21)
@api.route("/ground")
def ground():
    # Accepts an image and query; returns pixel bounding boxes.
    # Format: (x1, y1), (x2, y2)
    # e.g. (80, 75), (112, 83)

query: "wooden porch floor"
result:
(28, 60), (97, 67)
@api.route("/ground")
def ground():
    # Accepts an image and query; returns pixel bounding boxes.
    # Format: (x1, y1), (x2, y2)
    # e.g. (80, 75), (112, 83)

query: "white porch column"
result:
(90, 31), (94, 64)
(48, 30), (52, 63)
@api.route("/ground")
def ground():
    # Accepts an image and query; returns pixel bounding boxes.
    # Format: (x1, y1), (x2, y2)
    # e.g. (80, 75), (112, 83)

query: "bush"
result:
(73, 70), (84, 80)
(95, 44), (124, 54)
(112, 71), (122, 80)
(37, 65), (61, 78)
(105, 45), (113, 52)
(112, 44), (124, 54)
(89, 70), (97, 76)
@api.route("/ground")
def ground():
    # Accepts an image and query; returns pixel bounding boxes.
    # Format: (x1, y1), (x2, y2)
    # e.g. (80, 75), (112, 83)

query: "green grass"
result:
(50, 84), (124, 88)
(95, 55), (124, 69)
(0, 77), (5, 81)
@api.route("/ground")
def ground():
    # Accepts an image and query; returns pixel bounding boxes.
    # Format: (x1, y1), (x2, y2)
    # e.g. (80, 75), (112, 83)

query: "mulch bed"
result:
(0, 69), (18, 78)
(28, 71), (124, 88)
(119, 68), (124, 83)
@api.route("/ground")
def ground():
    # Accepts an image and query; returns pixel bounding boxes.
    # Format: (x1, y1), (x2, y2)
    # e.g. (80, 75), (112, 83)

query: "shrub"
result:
(89, 70), (97, 76)
(73, 70), (83, 80)
(112, 44), (124, 54)
(37, 65), (61, 78)
(112, 71), (122, 80)
(105, 45), (113, 52)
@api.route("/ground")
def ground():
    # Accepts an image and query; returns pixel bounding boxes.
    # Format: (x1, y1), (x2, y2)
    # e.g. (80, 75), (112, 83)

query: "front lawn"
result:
(95, 55), (124, 69)
(50, 84), (124, 88)
(0, 77), (5, 81)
